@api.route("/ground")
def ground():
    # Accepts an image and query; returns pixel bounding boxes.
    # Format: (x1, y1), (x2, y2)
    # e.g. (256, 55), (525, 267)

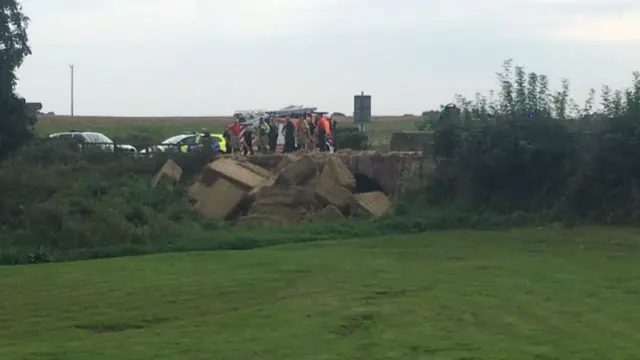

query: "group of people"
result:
(223, 113), (337, 155)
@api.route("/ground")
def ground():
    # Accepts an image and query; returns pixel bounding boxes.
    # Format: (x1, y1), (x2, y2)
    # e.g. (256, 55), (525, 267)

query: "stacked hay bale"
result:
(154, 154), (393, 225)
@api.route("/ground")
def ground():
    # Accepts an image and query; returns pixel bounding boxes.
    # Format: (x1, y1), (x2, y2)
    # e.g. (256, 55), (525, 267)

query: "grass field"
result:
(35, 115), (419, 147)
(2, 227), (640, 359)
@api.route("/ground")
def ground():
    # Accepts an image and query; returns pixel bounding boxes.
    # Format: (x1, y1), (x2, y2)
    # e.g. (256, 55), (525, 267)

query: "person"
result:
(316, 115), (331, 152)
(330, 118), (338, 150)
(297, 115), (312, 150)
(242, 124), (254, 155)
(222, 129), (231, 153)
(283, 117), (296, 153)
(293, 116), (303, 150)
(308, 114), (317, 137)
(253, 118), (270, 153)
(227, 119), (244, 153)
(306, 115), (316, 150)
(198, 131), (219, 158)
(267, 117), (278, 152)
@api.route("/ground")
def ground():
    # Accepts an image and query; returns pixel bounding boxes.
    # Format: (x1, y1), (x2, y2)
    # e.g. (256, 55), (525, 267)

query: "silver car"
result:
(48, 131), (137, 153)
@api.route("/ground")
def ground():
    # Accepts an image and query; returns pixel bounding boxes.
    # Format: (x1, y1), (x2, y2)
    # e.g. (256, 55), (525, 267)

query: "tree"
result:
(0, 0), (34, 159)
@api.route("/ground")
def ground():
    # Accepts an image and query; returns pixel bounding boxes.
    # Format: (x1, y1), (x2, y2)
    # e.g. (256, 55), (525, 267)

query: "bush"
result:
(414, 59), (640, 223)
(0, 141), (219, 264)
(333, 126), (369, 150)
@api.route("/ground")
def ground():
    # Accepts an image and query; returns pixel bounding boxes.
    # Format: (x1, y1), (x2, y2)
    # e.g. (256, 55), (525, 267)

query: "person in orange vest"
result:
(316, 115), (331, 152)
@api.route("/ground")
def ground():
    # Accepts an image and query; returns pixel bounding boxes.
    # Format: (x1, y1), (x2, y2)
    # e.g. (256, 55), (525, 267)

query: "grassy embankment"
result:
(2, 227), (639, 360)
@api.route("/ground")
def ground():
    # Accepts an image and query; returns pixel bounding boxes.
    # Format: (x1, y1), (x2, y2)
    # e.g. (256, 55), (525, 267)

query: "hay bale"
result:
(194, 178), (247, 220)
(201, 158), (266, 189)
(275, 155), (317, 185)
(315, 205), (345, 221)
(315, 177), (353, 211)
(320, 156), (355, 190)
(352, 191), (391, 217)
(150, 159), (182, 187)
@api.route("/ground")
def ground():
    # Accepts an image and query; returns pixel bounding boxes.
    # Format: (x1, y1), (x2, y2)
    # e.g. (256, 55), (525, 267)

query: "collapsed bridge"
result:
(239, 151), (433, 196)
(153, 151), (434, 226)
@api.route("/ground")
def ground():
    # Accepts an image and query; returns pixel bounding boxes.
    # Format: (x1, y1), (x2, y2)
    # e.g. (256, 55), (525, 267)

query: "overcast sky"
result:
(15, 0), (640, 116)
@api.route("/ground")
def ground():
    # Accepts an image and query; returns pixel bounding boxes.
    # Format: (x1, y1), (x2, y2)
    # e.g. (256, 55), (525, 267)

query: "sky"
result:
(15, 0), (640, 116)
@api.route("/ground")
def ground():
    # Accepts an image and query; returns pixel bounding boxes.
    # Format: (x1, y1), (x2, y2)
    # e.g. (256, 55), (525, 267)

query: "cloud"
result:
(15, 0), (640, 116)
(26, 0), (351, 43)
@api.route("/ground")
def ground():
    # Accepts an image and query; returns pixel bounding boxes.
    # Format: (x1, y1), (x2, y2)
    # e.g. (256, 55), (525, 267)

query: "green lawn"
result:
(3, 227), (639, 359)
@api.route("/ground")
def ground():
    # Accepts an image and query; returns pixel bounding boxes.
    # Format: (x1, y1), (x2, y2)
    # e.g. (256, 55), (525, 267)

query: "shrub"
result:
(416, 59), (640, 222)
(0, 141), (218, 264)
(333, 126), (369, 150)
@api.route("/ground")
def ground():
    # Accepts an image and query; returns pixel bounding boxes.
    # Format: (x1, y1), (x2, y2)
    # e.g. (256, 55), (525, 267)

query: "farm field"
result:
(35, 115), (420, 146)
(2, 227), (640, 359)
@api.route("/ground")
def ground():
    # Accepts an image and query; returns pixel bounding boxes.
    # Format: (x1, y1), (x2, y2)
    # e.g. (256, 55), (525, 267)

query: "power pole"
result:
(69, 64), (74, 116)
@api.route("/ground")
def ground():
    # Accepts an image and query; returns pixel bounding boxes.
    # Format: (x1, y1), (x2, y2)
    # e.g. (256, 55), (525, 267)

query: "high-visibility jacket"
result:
(180, 134), (221, 153)
(317, 118), (331, 134)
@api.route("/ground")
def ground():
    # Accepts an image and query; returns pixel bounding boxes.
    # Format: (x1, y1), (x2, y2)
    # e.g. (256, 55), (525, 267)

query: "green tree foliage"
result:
(425, 59), (640, 220)
(0, 0), (35, 159)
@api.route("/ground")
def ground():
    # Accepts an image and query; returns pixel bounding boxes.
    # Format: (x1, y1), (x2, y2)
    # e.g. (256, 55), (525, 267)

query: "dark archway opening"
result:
(354, 173), (386, 195)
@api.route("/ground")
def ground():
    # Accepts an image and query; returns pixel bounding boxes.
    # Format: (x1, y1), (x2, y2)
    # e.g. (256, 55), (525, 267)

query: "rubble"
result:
(160, 154), (393, 226)
(151, 159), (182, 187)
(352, 191), (392, 217)
(275, 154), (317, 185)
(194, 178), (247, 220)
(316, 205), (345, 221)
(320, 156), (356, 190)
(315, 175), (353, 211)
(201, 158), (267, 189)
(274, 154), (299, 173)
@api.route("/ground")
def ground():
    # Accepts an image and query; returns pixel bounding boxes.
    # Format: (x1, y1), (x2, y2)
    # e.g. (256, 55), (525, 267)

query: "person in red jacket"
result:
(227, 119), (244, 153)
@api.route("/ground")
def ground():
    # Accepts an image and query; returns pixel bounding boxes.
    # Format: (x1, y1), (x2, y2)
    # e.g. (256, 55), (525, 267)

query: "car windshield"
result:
(48, 133), (71, 139)
(161, 135), (190, 144)
(85, 133), (114, 144)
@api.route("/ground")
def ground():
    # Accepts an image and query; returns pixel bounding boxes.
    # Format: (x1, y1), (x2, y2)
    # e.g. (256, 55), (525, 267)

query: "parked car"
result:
(47, 131), (137, 153)
(139, 132), (227, 154)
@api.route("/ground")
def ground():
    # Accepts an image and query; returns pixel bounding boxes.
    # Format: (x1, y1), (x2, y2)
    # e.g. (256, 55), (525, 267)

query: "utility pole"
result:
(69, 64), (74, 116)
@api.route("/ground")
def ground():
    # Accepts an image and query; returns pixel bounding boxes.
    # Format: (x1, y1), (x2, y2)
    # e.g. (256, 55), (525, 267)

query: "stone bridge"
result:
(234, 151), (434, 196)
